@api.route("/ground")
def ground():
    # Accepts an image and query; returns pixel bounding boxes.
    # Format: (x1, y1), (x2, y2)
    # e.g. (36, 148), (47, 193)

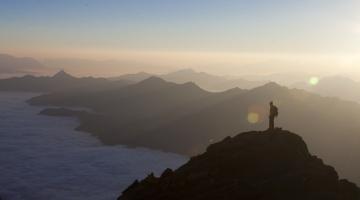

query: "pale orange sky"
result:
(2, 0), (360, 78)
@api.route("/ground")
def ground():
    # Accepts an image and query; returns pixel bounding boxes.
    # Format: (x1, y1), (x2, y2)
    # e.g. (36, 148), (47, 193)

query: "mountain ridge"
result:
(0, 53), (51, 76)
(110, 69), (267, 91)
(28, 75), (360, 184)
(0, 70), (128, 92)
(118, 129), (360, 200)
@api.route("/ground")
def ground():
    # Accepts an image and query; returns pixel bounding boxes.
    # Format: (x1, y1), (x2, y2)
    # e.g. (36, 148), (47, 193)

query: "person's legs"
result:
(269, 116), (274, 130)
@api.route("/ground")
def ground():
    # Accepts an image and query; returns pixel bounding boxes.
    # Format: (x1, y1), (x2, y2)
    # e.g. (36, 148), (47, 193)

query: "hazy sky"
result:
(1, 0), (360, 77)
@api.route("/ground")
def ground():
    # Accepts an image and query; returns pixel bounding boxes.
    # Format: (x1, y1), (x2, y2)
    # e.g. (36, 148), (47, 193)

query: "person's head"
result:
(270, 101), (273, 106)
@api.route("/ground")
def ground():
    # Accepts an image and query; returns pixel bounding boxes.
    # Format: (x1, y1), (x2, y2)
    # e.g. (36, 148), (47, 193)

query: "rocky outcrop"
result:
(118, 129), (360, 200)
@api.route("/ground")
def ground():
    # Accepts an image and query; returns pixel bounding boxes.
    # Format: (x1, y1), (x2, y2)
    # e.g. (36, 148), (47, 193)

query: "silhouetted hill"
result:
(109, 72), (152, 82)
(111, 69), (266, 91)
(30, 77), (217, 119)
(0, 70), (128, 92)
(118, 129), (359, 200)
(0, 53), (50, 77)
(29, 77), (360, 184)
(162, 69), (268, 91)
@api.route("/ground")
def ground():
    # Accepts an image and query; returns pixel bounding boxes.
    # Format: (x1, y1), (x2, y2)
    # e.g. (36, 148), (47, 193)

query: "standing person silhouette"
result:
(269, 101), (278, 130)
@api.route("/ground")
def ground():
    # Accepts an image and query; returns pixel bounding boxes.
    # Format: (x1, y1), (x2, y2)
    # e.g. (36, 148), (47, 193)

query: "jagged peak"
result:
(52, 70), (74, 79)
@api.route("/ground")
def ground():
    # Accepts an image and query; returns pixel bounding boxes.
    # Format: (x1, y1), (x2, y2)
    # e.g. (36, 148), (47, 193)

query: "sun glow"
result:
(309, 77), (320, 86)
(247, 112), (260, 124)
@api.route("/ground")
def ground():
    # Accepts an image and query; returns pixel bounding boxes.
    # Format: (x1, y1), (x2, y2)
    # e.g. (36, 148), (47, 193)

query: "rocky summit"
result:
(118, 129), (360, 200)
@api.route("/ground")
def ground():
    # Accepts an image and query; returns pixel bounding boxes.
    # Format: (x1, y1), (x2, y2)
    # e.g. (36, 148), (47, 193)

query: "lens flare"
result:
(247, 112), (260, 124)
(309, 77), (319, 86)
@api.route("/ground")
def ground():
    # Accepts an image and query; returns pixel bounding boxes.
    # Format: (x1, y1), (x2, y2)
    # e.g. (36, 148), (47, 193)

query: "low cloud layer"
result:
(0, 93), (187, 200)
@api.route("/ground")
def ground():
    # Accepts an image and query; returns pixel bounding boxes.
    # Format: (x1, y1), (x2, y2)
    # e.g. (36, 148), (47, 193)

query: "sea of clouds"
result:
(0, 92), (187, 200)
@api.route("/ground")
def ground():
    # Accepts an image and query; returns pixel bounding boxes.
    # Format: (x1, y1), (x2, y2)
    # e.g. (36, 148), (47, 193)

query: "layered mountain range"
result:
(112, 69), (267, 91)
(0, 70), (129, 92)
(27, 75), (360, 184)
(0, 53), (50, 77)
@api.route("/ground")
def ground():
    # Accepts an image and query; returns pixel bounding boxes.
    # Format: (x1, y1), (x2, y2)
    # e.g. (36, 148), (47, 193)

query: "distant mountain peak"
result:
(263, 81), (281, 87)
(138, 76), (168, 85)
(181, 81), (197, 87)
(0, 53), (48, 76)
(320, 75), (356, 84)
(247, 82), (289, 97)
(135, 71), (152, 76)
(170, 68), (197, 74)
(122, 71), (152, 77)
(180, 81), (204, 91)
(52, 70), (74, 79)
(253, 81), (285, 91)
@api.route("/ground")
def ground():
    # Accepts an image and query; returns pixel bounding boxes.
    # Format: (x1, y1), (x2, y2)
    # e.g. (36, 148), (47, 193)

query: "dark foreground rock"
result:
(118, 129), (360, 200)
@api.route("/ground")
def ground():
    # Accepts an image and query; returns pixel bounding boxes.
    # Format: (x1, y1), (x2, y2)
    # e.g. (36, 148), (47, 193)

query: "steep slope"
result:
(118, 129), (359, 200)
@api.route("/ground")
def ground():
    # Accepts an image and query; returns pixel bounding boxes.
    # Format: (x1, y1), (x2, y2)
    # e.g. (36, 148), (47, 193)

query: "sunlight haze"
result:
(3, 1), (360, 199)
(1, 0), (360, 77)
